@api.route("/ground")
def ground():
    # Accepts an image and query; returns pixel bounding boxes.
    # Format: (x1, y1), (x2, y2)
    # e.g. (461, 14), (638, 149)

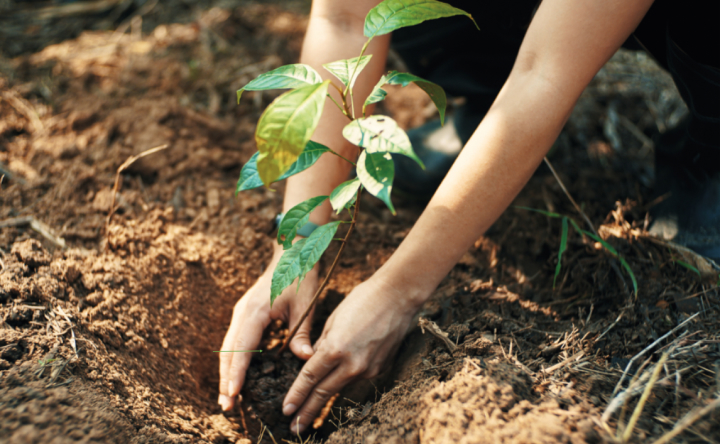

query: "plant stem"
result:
(329, 82), (352, 119)
(344, 39), (371, 97)
(279, 188), (362, 354)
(327, 94), (346, 116)
(327, 149), (356, 166)
(543, 157), (598, 238)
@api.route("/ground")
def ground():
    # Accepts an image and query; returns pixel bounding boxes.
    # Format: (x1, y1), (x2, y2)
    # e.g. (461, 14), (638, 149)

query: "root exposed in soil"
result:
(1, 2), (719, 444)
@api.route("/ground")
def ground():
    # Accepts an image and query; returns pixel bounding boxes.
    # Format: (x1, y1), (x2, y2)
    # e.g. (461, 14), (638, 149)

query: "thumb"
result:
(288, 305), (315, 360)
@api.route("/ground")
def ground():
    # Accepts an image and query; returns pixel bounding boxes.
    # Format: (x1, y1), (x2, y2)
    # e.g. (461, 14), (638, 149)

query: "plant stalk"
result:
(543, 157), (598, 237)
(278, 188), (362, 354)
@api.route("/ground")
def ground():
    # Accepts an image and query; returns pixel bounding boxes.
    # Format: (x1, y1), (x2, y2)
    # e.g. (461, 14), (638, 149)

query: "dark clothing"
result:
(390, 0), (720, 171)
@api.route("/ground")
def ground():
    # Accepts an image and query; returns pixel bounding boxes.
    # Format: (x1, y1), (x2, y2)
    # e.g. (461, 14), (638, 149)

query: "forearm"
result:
(376, 72), (571, 302)
(284, 5), (390, 226)
(374, 0), (655, 306)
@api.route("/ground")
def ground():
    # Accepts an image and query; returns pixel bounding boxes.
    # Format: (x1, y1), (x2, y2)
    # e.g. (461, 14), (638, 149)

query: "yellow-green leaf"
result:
(256, 80), (331, 185)
(237, 64), (322, 102)
(323, 55), (373, 89)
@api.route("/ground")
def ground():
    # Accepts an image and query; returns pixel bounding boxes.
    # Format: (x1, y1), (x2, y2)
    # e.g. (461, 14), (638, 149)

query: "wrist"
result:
(368, 269), (431, 313)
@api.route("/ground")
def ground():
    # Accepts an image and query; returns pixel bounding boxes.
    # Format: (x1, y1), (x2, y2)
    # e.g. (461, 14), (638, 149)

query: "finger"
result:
(282, 350), (339, 418)
(225, 314), (269, 403)
(288, 303), (316, 360)
(289, 368), (355, 434)
(218, 323), (239, 410)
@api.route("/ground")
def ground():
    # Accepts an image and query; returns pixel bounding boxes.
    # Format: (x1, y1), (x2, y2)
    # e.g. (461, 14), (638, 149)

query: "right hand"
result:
(218, 248), (319, 411)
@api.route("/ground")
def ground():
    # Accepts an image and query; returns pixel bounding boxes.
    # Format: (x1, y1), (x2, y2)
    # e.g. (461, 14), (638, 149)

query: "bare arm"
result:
(375, 0), (656, 301)
(284, 0), (390, 223)
(282, 0), (656, 433)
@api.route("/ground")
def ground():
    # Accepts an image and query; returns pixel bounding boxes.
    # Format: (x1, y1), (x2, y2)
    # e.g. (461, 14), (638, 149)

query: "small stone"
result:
(261, 361), (275, 375)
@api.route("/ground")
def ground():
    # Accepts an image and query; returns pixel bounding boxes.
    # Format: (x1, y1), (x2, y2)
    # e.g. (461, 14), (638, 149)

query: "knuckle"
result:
(346, 362), (366, 378)
(313, 386), (334, 401)
(299, 367), (320, 386)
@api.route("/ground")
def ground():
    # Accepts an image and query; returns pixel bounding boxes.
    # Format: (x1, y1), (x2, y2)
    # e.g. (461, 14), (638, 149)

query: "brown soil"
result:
(1, 2), (719, 444)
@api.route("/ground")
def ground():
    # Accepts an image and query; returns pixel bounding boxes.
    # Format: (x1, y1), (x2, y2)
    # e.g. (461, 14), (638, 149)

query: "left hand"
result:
(281, 276), (422, 434)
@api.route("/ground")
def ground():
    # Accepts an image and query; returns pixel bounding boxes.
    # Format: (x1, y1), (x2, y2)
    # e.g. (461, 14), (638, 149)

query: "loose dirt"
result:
(1, 1), (719, 443)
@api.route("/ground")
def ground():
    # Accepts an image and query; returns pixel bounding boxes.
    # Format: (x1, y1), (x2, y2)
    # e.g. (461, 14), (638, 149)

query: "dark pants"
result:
(390, 0), (720, 171)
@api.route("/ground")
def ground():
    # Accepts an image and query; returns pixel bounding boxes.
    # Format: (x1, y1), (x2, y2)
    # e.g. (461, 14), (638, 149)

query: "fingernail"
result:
(218, 394), (231, 411)
(302, 345), (314, 356)
(283, 403), (297, 416)
(228, 381), (235, 396)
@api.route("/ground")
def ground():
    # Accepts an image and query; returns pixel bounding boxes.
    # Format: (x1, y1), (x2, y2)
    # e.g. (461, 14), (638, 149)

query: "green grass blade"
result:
(582, 230), (638, 295)
(513, 206), (563, 218)
(554, 217), (569, 289)
(674, 260), (701, 276)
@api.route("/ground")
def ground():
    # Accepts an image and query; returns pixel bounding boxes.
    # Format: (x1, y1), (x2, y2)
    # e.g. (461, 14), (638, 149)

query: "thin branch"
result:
(543, 157), (598, 237)
(279, 187), (362, 353)
(621, 352), (668, 442)
(329, 82), (352, 120)
(610, 312), (700, 397)
(650, 396), (720, 444)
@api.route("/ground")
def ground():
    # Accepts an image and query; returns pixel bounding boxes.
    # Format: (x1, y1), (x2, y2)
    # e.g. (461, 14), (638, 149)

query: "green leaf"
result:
(343, 116), (423, 168)
(674, 260), (701, 276)
(270, 238), (307, 306)
(278, 195), (328, 249)
(364, 0), (478, 38)
(298, 221), (342, 283)
(330, 178), (362, 214)
(363, 71), (447, 124)
(553, 217), (569, 289)
(514, 206), (564, 219)
(237, 64), (323, 102)
(581, 230), (638, 295)
(357, 150), (395, 215)
(323, 55), (373, 89)
(236, 141), (331, 192)
(256, 80), (331, 185)
(236, 152), (262, 193)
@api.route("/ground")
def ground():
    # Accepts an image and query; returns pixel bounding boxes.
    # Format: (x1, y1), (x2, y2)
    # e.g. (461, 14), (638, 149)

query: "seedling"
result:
(236, 0), (477, 348)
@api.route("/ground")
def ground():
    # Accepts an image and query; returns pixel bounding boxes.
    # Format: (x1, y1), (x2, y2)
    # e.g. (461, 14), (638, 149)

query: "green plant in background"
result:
(235, 0), (477, 346)
(516, 206), (638, 295)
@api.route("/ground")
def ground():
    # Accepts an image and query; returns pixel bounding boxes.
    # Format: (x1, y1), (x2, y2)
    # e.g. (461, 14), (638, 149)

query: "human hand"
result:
(218, 249), (319, 411)
(281, 276), (422, 434)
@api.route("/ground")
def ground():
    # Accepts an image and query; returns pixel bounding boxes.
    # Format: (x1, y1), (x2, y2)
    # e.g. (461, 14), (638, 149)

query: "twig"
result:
(543, 157), (598, 237)
(0, 216), (66, 248)
(595, 312), (624, 343)
(650, 396), (720, 444)
(612, 312), (700, 396)
(542, 351), (584, 375)
(418, 318), (457, 353)
(279, 187), (362, 353)
(622, 353), (668, 442)
(105, 144), (169, 235)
